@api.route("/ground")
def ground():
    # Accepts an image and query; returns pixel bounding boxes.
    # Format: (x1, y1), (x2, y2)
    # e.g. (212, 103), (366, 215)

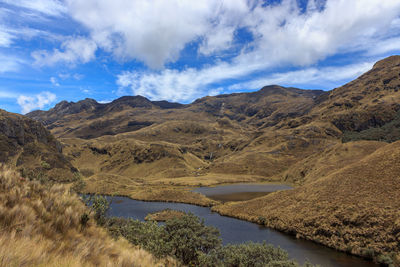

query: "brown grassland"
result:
(214, 140), (400, 265)
(19, 55), (400, 265)
(0, 166), (176, 267)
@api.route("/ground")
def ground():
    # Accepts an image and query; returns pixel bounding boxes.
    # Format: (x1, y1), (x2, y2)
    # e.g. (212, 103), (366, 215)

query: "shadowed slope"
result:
(0, 109), (78, 182)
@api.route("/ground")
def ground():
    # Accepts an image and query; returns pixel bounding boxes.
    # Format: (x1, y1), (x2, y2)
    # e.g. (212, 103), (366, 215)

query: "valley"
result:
(1, 55), (399, 266)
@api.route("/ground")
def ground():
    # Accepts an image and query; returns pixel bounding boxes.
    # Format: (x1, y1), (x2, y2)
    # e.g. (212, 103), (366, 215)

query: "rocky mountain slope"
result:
(0, 109), (78, 182)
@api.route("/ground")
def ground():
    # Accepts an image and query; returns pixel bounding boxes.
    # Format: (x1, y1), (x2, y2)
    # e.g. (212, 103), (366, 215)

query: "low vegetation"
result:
(145, 209), (186, 221)
(342, 110), (400, 143)
(88, 195), (315, 267)
(0, 166), (175, 267)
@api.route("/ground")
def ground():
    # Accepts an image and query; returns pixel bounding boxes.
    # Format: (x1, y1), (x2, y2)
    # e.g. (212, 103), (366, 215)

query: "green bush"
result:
(89, 195), (110, 226)
(105, 217), (171, 258)
(85, 197), (309, 266)
(342, 110), (400, 143)
(164, 213), (221, 265)
(41, 161), (51, 169)
(198, 242), (299, 267)
(376, 253), (394, 267)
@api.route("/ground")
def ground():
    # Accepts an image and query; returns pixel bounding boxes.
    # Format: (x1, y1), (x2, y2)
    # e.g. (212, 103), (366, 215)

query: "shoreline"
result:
(80, 183), (380, 265)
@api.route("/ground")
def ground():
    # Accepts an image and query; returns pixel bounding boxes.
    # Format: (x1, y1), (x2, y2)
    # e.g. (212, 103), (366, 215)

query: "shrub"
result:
(90, 195), (110, 226)
(41, 161), (51, 169)
(342, 110), (400, 143)
(164, 213), (221, 265)
(377, 253), (394, 267)
(198, 242), (298, 267)
(106, 217), (171, 258)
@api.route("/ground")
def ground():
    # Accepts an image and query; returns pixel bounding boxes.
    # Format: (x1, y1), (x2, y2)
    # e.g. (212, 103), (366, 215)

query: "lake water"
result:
(193, 183), (293, 202)
(105, 195), (378, 267)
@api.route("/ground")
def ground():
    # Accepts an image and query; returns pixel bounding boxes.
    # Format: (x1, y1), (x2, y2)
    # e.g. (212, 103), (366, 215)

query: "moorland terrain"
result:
(1, 55), (400, 265)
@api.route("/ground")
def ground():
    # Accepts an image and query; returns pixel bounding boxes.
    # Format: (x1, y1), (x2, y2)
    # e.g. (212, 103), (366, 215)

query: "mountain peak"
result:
(372, 55), (400, 70)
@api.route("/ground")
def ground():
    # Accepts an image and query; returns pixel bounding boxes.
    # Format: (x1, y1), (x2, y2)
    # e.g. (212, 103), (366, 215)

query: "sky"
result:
(1, 0), (400, 114)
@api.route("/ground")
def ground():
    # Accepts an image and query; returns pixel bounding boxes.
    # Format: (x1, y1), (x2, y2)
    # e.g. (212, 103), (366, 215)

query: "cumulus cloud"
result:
(32, 37), (97, 66)
(62, 0), (400, 69)
(113, 0), (400, 101)
(65, 0), (252, 68)
(17, 91), (56, 114)
(116, 62), (252, 102)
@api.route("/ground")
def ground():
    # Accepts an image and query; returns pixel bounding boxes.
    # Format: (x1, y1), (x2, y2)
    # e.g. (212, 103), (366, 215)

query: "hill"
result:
(0, 109), (78, 183)
(214, 140), (400, 265)
(24, 55), (400, 264)
(0, 167), (174, 266)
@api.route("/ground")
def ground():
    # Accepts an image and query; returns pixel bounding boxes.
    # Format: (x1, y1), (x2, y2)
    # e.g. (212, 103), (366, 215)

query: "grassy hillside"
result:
(21, 55), (400, 266)
(214, 140), (400, 265)
(0, 166), (175, 267)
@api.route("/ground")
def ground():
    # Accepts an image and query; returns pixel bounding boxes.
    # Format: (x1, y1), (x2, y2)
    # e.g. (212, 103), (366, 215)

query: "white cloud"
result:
(0, 54), (25, 73)
(3, 0), (67, 17)
(228, 61), (375, 91)
(98, 100), (112, 104)
(116, 64), (247, 102)
(17, 91), (56, 114)
(113, 0), (400, 101)
(366, 37), (400, 56)
(32, 37), (97, 66)
(66, 0), (250, 68)
(50, 77), (60, 86)
(0, 27), (14, 47)
(62, 0), (400, 70)
(117, 60), (375, 102)
(0, 90), (17, 99)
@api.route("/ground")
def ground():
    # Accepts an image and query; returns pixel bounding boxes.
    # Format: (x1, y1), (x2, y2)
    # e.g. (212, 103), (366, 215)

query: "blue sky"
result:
(1, 0), (400, 114)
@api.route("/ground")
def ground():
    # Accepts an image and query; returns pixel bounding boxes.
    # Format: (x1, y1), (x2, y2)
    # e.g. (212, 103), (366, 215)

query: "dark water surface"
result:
(193, 183), (293, 202)
(106, 196), (377, 267)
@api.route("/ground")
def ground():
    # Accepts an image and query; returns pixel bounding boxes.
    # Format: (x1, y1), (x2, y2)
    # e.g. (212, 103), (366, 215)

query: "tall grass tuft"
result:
(0, 165), (176, 267)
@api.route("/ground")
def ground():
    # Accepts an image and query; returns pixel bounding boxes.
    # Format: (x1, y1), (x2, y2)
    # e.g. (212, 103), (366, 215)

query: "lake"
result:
(104, 193), (377, 267)
(192, 183), (293, 202)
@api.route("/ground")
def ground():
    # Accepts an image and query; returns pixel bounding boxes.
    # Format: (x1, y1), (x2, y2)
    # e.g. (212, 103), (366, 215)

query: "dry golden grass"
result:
(214, 140), (400, 264)
(0, 166), (177, 267)
(281, 140), (385, 184)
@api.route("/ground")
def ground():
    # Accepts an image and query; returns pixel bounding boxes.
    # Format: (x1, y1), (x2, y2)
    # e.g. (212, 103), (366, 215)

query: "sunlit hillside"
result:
(0, 167), (175, 267)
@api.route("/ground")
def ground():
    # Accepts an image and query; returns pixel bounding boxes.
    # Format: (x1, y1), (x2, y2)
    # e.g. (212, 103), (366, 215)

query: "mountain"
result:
(25, 57), (400, 185)
(24, 55), (400, 264)
(0, 109), (78, 182)
(25, 85), (327, 184)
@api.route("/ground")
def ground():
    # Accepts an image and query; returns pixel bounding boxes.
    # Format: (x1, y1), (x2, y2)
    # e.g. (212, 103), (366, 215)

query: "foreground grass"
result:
(0, 167), (176, 267)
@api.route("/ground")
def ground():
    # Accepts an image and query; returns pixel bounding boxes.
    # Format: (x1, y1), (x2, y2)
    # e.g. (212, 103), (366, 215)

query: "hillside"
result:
(24, 55), (400, 264)
(0, 109), (78, 182)
(26, 57), (400, 185)
(0, 167), (175, 267)
(214, 140), (400, 265)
